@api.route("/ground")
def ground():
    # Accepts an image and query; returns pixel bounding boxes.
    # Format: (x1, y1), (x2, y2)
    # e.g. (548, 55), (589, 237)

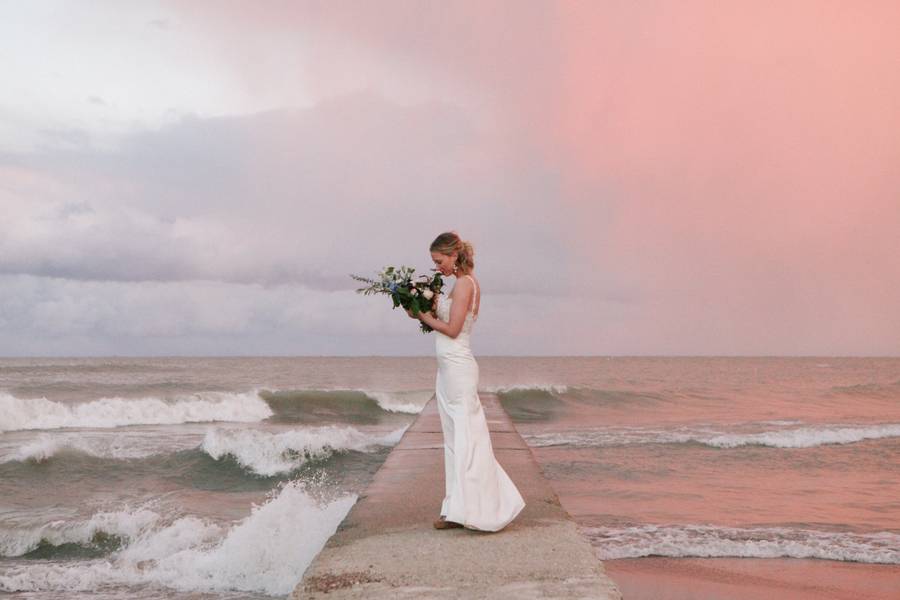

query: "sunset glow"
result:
(1, 1), (898, 356)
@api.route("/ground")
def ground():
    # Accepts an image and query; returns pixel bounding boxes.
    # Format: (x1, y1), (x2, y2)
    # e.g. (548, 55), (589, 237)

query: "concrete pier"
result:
(292, 393), (622, 599)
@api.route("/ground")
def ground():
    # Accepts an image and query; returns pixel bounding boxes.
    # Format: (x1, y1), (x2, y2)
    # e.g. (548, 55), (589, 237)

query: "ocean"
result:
(1, 356), (898, 598)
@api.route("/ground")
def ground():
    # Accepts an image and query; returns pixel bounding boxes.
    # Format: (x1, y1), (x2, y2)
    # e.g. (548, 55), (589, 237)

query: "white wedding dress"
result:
(434, 274), (526, 531)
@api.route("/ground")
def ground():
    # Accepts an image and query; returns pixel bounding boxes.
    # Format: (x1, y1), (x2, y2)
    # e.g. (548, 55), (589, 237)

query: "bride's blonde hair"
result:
(430, 231), (475, 275)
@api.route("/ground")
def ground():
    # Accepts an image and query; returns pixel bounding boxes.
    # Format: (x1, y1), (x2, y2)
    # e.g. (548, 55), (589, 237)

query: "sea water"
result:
(1, 356), (898, 598)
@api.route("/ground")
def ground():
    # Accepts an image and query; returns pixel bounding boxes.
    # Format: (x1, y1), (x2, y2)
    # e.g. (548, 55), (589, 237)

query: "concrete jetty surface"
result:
(292, 393), (622, 599)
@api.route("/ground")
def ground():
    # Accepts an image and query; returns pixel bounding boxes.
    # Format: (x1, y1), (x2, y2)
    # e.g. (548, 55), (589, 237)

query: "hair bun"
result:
(429, 232), (475, 273)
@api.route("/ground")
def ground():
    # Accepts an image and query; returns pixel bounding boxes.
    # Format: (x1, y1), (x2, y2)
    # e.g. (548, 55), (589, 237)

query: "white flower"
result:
(422, 289), (434, 300)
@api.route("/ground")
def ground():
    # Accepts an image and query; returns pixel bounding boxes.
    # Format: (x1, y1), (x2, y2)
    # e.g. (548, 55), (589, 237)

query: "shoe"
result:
(433, 516), (464, 529)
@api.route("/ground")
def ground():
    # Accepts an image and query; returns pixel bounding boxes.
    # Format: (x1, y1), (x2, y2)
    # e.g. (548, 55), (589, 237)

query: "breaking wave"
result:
(585, 523), (900, 563)
(523, 423), (900, 449)
(201, 424), (408, 476)
(258, 388), (429, 424)
(0, 390), (273, 432)
(0, 482), (356, 596)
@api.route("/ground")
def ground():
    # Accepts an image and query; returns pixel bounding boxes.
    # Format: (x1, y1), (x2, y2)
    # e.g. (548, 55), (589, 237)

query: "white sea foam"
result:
(523, 423), (900, 449)
(583, 523), (900, 563)
(359, 389), (432, 413)
(202, 424), (408, 476)
(1, 422), (408, 469)
(0, 390), (274, 432)
(361, 386), (570, 411)
(0, 482), (357, 596)
(703, 423), (900, 448)
(0, 507), (162, 558)
(484, 383), (569, 394)
(0, 432), (195, 464)
(1, 436), (88, 464)
(523, 427), (712, 447)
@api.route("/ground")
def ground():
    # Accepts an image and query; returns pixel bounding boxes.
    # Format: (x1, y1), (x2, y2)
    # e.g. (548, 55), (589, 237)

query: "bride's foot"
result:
(433, 515), (464, 529)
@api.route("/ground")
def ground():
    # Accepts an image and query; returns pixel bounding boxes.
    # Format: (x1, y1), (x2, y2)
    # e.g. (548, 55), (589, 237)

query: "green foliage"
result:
(350, 267), (445, 333)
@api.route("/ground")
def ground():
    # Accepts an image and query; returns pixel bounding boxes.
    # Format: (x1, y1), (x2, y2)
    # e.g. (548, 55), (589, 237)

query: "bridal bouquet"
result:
(350, 265), (445, 333)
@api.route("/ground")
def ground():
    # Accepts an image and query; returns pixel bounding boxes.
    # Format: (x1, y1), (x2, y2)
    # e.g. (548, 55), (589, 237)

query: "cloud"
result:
(0, 272), (401, 356)
(2, 1), (898, 355)
(1, 89), (586, 295)
(147, 18), (172, 31)
(0, 271), (621, 356)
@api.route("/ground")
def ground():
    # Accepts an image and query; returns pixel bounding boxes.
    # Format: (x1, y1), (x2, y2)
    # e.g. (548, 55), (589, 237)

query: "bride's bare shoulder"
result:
(449, 275), (475, 298)
(465, 274), (479, 294)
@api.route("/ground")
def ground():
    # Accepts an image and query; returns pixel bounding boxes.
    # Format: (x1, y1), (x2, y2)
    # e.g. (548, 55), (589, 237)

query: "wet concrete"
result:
(292, 393), (622, 599)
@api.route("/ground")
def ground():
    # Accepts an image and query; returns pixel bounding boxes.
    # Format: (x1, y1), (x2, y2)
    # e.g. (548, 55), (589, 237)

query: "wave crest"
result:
(0, 482), (356, 596)
(0, 390), (273, 432)
(0, 507), (161, 558)
(0, 433), (184, 464)
(524, 423), (900, 449)
(359, 389), (432, 413)
(485, 383), (569, 394)
(704, 423), (900, 448)
(201, 425), (408, 476)
(584, 523), (900, 563)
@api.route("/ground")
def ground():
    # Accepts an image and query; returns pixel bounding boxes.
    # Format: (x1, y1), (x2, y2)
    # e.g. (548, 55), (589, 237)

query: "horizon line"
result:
(1, 354), (898, 359)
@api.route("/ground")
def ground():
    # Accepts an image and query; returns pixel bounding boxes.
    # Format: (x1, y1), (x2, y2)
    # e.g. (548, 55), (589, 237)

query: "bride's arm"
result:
(417, 280), (474, 339)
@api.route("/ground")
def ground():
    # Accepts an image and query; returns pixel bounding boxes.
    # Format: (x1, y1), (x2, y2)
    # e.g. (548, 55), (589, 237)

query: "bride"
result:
(406, 231), (526, 532)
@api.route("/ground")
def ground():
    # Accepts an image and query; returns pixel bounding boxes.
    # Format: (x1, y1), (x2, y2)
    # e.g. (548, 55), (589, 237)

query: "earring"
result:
(452, 264), (458, 273)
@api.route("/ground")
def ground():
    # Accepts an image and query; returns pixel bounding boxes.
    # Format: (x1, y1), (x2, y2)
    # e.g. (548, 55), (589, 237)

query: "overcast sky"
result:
(1, 1), (898, 357)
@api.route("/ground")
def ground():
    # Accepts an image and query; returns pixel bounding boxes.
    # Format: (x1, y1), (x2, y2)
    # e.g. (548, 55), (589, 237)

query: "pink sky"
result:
(180, 1), (900, 354)
(1, 1), (898, 355)
(551, 2), (900, 353)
